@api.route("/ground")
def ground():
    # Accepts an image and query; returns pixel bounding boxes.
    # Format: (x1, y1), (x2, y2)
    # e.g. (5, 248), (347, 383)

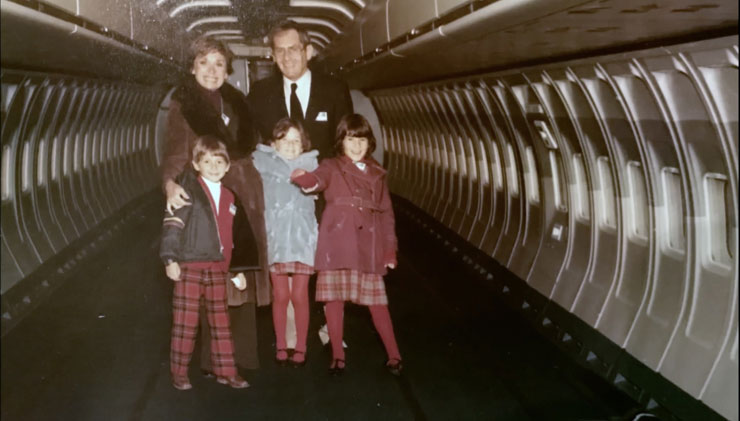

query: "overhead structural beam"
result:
(307, 30), (330, 45)
(203, 29), (242, 37)
(311, 39), (327, 49)
(289, 0), (355, 21)
(289, 16), (341, 34)
(215, 35), (245, 41)
(186, 16), (238, 32)
(169, 0), (232, 18)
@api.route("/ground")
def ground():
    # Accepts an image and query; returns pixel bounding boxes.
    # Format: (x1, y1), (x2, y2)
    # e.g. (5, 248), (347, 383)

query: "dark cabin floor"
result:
(1, 197), (639, 420)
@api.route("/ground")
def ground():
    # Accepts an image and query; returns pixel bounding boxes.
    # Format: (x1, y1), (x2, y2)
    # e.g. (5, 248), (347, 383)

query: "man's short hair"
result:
(268, 20), (312, 49)
(193, 135), (230, 164)
(188, 36), (234, 74)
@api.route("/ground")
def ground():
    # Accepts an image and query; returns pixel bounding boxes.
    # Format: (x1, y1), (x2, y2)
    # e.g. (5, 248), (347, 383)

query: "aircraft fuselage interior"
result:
(1, 0), (737, 420)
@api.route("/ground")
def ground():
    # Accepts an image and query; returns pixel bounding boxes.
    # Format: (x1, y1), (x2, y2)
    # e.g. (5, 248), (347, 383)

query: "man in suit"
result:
(247, 20), (353, 159)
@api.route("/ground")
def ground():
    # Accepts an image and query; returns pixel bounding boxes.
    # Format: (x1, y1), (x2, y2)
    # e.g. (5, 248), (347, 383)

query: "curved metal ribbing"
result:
(369, 36), (738, 420)
(0, 69), (169, 294)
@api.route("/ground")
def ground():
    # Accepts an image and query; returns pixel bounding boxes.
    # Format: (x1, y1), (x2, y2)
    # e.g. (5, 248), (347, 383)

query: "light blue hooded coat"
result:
(252, 144), (319, 267)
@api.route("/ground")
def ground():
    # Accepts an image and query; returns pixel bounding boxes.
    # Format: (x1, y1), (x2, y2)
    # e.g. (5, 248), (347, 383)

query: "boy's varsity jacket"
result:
(159, 168), (259, 272)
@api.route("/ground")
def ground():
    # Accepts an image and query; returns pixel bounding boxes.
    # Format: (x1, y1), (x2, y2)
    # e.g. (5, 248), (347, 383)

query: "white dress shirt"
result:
(201, 176), (222, 214)
(283, 70), (311, 118)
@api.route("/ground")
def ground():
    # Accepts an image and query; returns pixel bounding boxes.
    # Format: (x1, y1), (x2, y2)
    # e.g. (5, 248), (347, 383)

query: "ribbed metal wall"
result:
(0, 70), (168, 293)
(369, 36), (738, 420)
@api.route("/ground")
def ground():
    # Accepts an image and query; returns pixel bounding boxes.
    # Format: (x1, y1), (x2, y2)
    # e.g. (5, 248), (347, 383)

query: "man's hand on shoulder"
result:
(165, 179), (191, 214)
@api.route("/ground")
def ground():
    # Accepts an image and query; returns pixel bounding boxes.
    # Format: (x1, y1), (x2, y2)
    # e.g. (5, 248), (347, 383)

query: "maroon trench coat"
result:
(293, 156), (397, 275)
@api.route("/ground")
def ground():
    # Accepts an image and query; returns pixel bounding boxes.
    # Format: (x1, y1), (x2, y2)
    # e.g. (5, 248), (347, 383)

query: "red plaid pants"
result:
(170, 267), (237, 378)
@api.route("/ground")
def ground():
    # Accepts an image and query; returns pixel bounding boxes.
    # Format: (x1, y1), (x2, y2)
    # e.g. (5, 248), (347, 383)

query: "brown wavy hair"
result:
(188, 36), (234, 75)
(270, 117), (312, 151)
(333, 114), (376, 157)
(193, 135), (229, 164)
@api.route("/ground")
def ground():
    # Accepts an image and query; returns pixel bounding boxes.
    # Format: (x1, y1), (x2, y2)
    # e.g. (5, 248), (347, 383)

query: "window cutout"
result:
(478, 140), (490, 187)
(37, 139), (47, 187)
(533, 120), (558, 149)
(572, 153), (590, 221)
(660, 167), (685, 253)
(92, 131), (99, 166)
(550, 151), (567, 212)
(83, 133), (90, 170)
(138, 126), (145, 152)
(626, 161), (648, 243)
(448, 140), (458, 175)
(491, 142), (503, 191)
(63, 136), (71, 177)
(456, 137), (467, 177)
(51, 136), (60, 181)
(467, 145), (478, 182)
(1, 146), (11, 201)
(432, 141), (442, 169)
(725, 180), (735, 260)
(524, 146), (539, 204)
(597, 156), (616, 230)
(440, 138), (449, 171)
(413, 134), (422, 163)
(704, 173), (732, 268)
(21, 141), (31, 193)
(506, 142), (519, 198)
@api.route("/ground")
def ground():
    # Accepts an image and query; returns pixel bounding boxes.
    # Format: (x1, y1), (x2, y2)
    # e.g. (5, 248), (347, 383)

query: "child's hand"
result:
(385, 262), (396, 270)
(165, 261), (181, 281)
(231, 273), (247, 290)
(290, 168), (307, 180)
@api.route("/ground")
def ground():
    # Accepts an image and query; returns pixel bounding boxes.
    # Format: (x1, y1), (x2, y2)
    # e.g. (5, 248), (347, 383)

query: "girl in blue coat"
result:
(252, 118), (319, 366)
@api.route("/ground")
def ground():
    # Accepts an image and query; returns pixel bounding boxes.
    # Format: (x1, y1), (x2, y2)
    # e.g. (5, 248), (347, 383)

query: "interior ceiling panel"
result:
(322, 0), (738, 89)
(156, 0), (361, 57)
(1, 0), (737, 88)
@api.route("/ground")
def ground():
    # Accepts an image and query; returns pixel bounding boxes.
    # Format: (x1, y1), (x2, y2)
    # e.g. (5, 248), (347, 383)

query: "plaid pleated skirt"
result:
(316, 269), (388, 306)
(269, 261), (314, 275)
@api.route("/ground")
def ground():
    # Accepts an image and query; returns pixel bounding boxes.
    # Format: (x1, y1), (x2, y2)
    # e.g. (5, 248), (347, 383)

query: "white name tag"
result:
(229, 203), (237, 215)
(316, 111), (328, 122)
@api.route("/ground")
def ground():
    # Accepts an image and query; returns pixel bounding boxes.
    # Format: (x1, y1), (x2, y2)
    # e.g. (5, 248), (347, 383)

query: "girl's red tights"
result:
(325, 301), (401, 362)
(271, 273), (310, 355)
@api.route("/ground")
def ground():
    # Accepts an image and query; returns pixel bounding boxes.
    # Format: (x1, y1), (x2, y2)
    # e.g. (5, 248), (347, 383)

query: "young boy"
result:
(160, 135), (249, 390)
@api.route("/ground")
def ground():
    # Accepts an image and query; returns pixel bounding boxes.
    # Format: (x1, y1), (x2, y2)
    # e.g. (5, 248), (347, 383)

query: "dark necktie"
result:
(290, 83), (303, 121)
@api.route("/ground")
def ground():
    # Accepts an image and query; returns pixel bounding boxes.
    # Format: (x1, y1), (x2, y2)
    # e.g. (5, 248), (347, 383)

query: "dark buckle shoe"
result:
(328, 359), (345, 376)
(290, 350), (307, 367)
(201, 370), (215, 379)
(386, 358), (403, 376)
(216, 375), (249, 389)
(275, 348), (289, 366)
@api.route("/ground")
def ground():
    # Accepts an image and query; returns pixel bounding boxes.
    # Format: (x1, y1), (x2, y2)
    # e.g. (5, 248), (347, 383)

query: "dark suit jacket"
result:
(247, 71), (353, 159)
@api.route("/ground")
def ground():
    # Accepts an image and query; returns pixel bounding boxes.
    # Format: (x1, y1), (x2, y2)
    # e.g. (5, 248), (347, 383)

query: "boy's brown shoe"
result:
(172, 376), (192, 390)
(216, 375), (249, 389)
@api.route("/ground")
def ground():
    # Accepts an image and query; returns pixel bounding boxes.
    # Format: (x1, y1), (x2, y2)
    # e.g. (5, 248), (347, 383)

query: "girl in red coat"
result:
(291, 114), (402, 376)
